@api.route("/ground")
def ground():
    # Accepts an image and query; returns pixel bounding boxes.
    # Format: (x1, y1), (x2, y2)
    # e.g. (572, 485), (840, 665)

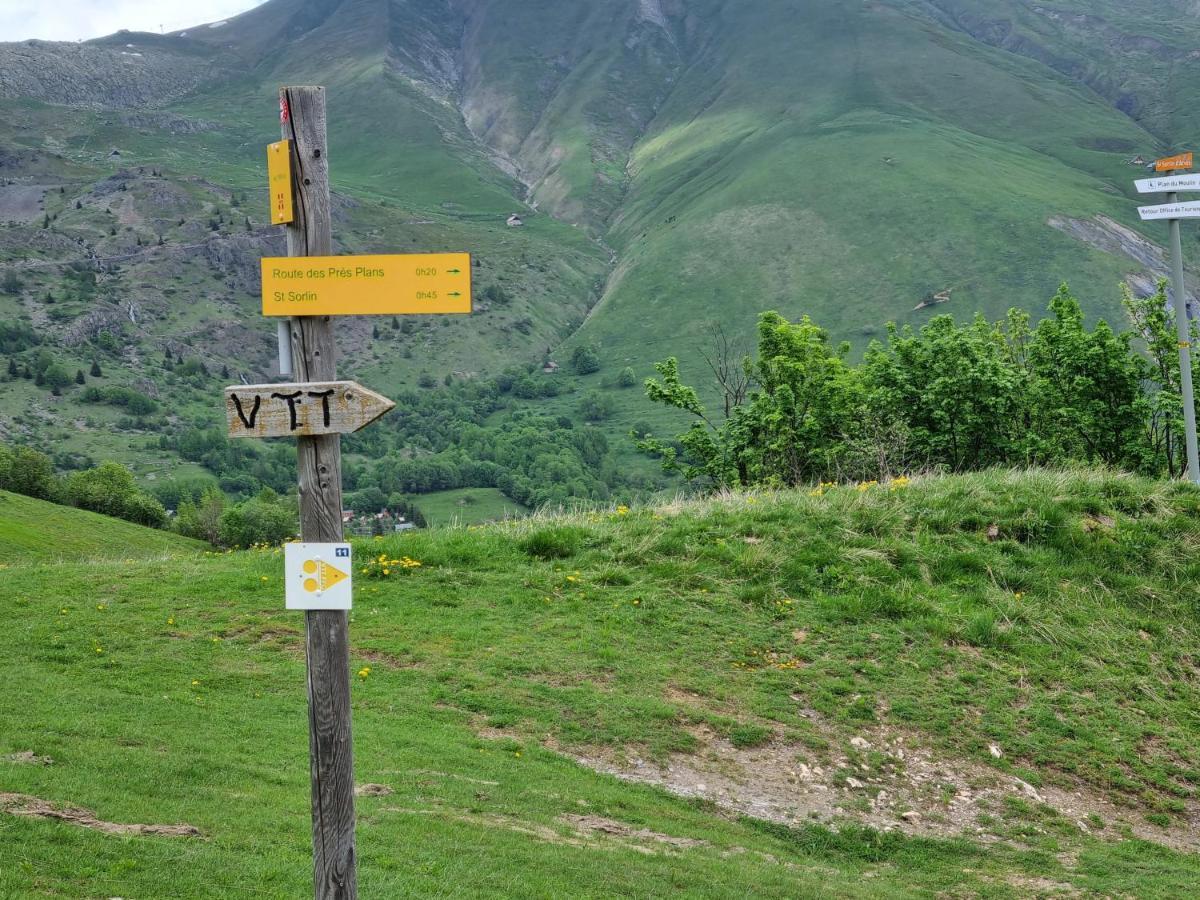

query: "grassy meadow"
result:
(2, 469), (1200, 896)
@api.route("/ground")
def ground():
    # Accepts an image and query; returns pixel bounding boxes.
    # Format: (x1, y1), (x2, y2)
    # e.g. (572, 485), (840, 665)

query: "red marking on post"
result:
(280, 96), (290, 124)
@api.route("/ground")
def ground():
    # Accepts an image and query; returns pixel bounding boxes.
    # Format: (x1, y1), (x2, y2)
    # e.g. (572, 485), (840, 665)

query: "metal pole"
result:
(1167, 180), (1200, 484)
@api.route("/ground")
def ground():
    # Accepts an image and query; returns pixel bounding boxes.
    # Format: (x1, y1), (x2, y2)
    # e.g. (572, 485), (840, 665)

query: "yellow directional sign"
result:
(267, 140), (294, 225)
(1156, 152), (1194, 173)
(260, 253), (472, 316)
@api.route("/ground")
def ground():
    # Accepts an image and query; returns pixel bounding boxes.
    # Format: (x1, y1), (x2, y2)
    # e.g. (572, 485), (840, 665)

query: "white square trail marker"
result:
(286, 543), (353, 610)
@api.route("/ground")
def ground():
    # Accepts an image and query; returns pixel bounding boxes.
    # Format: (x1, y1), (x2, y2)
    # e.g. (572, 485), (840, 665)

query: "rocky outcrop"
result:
(0, 38), (219, 109)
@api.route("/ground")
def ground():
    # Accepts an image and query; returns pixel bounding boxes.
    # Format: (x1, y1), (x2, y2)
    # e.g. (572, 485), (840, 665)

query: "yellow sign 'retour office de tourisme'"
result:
(260, 252), (472, 316)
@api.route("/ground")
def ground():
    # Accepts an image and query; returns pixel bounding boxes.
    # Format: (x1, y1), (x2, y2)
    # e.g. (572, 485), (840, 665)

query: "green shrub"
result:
(219, 495), (297, 548)
(65, 461), (165, 527)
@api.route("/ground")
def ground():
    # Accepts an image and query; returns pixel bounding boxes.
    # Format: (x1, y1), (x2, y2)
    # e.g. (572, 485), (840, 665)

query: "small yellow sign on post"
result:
(1156, 152), (1194, 173)
(267, 140), (294, 225)
(260, 252), (472, 316)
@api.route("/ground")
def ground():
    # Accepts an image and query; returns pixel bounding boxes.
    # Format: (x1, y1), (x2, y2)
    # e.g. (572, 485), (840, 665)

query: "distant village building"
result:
(1130, 155), (1147, 167)
(542, 360), (559, 373)
(341, 507), (417, 536)
(506, 213), (524, 227)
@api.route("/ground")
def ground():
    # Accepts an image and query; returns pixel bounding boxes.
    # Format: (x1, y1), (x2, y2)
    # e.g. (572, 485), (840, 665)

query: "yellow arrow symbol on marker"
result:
(302, 558), (349, 593)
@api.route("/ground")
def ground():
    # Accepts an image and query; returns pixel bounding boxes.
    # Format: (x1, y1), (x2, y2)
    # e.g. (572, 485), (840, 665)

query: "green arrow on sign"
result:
(447, 291), (462, 297)
(447, 268), (462, 274)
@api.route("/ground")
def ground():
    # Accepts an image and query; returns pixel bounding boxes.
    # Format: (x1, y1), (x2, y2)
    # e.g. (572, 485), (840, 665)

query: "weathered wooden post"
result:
(230, 85), (472, 898)
(280, 85), (357, 900)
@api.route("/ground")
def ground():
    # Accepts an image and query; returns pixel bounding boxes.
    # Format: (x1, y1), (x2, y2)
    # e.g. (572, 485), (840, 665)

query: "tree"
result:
(483, 284), (512, 306)
(578, 391), (615, 422)
(639, 311), (863, 487)
(1026, 285), (1146, 467)
(699, 322), (754, 416)
(570, 345), (601, 375)
(864, 314), (1024, 471)
(74, 369), (85, 385)
(617, 366), (637, 388)
(90, 360), (102, 378)
(176, 486), (225, 545)
(42, 364), (74, 392)
(6, 358), (16, 377)
(1123, 280), (1193, 475)
(65, 461), (165, 527)
(219, 494), (297, 548)
(0, 444), (59, 500)
(1, 271), (22, 295)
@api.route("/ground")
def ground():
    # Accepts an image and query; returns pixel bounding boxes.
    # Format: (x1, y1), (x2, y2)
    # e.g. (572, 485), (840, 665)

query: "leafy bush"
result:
(640, 285), (1195, 486)
(0, 444), (59, 500)
(569, 345), (601, 375)
(219, 494), (297, 548)
(65, 461), (166, 527)
(0, 323), (40, 353)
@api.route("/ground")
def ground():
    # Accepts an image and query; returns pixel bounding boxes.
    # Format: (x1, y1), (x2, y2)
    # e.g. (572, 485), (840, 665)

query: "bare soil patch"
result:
(556, 718), (1200, 854)
(355, 783), (394, 797)
(3, 751), (52, 765)
(560, 814), (708, 849)
(0, 793), (200, 837)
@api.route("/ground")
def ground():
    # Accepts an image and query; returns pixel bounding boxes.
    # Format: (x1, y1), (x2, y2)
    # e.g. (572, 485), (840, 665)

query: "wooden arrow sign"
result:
(225, 381), (395, 439)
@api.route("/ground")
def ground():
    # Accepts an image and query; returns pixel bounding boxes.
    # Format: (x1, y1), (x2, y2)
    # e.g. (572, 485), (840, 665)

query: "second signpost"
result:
(1137, 151), (1200, 485)
(225, 85), (472, 900)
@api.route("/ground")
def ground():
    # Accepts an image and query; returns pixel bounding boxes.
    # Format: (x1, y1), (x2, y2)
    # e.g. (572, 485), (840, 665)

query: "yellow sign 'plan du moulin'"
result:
(260, 252), (472, 316)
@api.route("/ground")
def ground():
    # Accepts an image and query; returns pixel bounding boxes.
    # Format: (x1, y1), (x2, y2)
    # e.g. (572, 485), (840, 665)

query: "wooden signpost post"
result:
(224, 85), (471, 899)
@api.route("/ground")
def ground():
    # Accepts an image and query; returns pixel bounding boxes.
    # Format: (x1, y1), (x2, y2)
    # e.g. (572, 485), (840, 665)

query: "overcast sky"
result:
(0, 0), (268, 43)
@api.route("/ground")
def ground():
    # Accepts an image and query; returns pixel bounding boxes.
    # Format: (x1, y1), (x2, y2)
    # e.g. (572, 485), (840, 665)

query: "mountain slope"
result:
(2, 0), (1200, 491)
(0, 489), (204, 561)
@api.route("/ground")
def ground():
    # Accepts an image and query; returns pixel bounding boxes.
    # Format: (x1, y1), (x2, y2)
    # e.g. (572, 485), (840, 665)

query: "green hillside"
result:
(0, 489), (204, 562)
(2, 470), (1199, 896)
